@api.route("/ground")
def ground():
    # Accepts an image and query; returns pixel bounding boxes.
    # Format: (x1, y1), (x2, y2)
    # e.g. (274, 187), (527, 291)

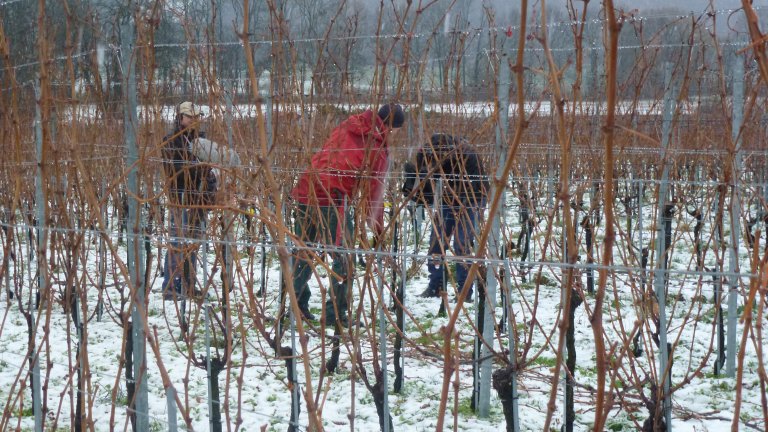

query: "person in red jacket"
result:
(290, 103), (405, 326)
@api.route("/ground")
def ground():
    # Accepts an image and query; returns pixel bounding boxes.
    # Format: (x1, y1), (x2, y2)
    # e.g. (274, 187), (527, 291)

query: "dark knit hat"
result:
(377, 103), (405, 129)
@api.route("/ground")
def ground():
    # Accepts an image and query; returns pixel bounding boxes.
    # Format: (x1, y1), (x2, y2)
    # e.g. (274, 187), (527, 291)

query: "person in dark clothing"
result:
(408, 133), (488, 301)
(161, 101), (216, 300)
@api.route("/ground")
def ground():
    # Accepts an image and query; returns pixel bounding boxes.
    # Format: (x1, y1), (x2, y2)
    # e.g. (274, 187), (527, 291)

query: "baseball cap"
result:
(178, 101), (203, 117)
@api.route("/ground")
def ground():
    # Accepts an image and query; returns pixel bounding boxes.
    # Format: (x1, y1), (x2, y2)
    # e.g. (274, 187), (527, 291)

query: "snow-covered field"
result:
(60, 98), (698, 124)
(1, 189), (765, 431)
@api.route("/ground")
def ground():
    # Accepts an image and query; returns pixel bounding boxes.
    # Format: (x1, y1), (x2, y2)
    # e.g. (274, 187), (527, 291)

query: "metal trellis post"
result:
(32, 83), (44, 432)
(726, 53), (744, 378)
(284, 202), (300, 432)
(714, 270), (725, 375)
(97, 179), (107, 322)
(478, 40), (512, 419)
(377, 244), (391, 432)
(264, 71), (274, 151)
(223, 86), (236, 302)
(121, 17), (149, 432)
(435, 179), (447, 317)
(394, 214), (405, 393)
(166, 386), (178, 432)
(653, 62), (676, 431)
(637, 178), (644, 269)
(204, 303), (215, 431)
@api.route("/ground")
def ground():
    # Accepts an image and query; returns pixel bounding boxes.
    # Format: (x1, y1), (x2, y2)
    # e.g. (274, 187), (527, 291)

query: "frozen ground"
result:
(0, 193), (765, 431)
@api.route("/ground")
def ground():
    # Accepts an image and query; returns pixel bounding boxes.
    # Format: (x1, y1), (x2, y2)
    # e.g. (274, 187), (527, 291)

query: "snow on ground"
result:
(60, 98), (697, 124)
(1, 190), (765, 431)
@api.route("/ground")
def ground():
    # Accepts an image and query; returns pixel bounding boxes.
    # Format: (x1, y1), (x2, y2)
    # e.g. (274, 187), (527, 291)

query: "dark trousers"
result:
(427, 204), (480, 295)
(292, 203), (354, 321)
(163, 206), (207, 297)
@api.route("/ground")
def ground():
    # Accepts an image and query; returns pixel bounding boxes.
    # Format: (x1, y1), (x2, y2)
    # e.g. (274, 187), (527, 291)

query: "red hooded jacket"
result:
(291, 109), (390, 234)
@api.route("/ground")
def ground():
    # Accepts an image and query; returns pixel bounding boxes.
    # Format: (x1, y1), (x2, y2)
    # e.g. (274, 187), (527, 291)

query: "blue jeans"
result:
(163, 207), (207, 297)
(427, 204), (480, 295)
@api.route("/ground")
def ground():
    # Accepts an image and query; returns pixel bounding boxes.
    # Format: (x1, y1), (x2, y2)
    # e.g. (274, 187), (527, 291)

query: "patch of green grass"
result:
(451, 395), (504, 421)
(712, 380), (732, 392)
(331, 368), (352, 381)
(398, 414), (416, 425)
(359, 392), (374, 405)
(534, 273), (554, 286)
(211, 337), (228, 349)
(21, 428), (69, 432)
(419, 316), (435, 329)
(737, 303), (758, 318)
(456, 398), (475, 417)
(699, 307), (717, 324)
(690, 295), (708, 304)
(413, 331), (442, 347)
(532, 356), (557, 368)
(606, 417), (634, 431)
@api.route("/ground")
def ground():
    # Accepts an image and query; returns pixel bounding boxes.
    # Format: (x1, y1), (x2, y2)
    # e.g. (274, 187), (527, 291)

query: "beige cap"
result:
(178, 101), (203, 117)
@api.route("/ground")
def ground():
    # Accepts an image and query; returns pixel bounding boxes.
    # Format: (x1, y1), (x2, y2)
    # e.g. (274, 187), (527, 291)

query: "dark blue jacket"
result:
(161, 127), (215, 206)
(405, 134), (488, 208)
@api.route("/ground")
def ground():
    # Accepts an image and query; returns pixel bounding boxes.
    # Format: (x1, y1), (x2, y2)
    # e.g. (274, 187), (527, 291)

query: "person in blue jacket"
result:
(405, 133), (488, 301)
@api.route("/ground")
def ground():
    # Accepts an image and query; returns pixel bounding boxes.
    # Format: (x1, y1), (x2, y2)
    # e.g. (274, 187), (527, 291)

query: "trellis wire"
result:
(2, 5), (768, 432)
